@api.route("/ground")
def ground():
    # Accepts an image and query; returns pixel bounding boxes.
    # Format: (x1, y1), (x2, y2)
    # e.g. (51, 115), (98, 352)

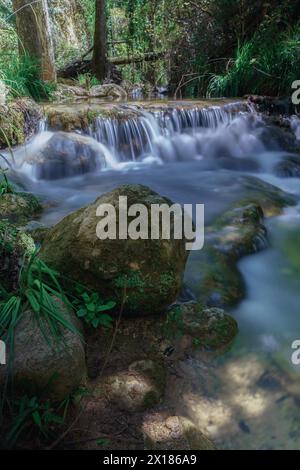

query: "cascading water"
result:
(3, 100), (267, 179)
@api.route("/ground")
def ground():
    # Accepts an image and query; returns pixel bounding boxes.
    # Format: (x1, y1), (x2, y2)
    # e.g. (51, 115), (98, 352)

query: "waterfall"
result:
(87, 101), (260, 165)
(3, 101), (264, 180)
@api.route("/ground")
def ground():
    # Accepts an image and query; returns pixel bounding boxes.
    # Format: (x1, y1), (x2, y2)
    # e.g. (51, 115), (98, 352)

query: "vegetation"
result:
(0, 169), (14, 195)
(1, 1), (299, 100)
(71, 286), (115, 328)
(0, 254), (80, 349)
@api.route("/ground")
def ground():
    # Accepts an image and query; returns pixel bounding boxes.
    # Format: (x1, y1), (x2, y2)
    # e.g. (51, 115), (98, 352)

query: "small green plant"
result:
(72, 285), (115, 328)
(162, 305), (185, 340)
(0, 253), (81, 350)
(1, 386), (85, 449)
(0, 169), (14, 196)
(77, 73), (100, 90)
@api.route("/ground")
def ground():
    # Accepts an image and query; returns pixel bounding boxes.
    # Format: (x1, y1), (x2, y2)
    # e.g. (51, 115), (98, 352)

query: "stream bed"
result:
(3, 99), (300, 449)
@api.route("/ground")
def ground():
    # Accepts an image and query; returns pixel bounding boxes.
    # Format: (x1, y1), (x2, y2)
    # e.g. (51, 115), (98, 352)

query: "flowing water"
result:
(2, 99), (300, 449)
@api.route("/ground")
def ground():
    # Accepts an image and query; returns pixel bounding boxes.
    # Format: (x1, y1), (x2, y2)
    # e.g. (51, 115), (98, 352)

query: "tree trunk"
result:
(93, 0), (107, 81)
(13, 0), (56, 82)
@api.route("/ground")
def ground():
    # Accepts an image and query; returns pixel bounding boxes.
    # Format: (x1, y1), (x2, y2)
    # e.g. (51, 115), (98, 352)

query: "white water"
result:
(3, 101), (267, 179)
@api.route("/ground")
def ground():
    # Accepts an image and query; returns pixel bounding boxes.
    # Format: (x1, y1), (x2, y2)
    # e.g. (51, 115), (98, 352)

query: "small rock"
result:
(94, 359), (166, 412)
(143, 412), (216, 450)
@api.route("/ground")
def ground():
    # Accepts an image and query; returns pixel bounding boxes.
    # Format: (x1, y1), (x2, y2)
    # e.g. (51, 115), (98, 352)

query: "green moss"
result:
(0, 192), (42, 224)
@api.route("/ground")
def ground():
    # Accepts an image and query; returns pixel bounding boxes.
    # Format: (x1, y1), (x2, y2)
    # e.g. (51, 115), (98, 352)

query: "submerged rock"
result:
(0, 304), (86, 400)
(274, 155), (300, 177)
(26, 131), (106, 179)
(94, 359), (166, 412)
(0, 191), (42, 223)
(40, 184), (190, 315)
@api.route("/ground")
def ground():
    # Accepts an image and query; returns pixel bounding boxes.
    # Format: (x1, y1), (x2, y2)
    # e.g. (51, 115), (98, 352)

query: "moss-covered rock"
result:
(0, 191), (42, 223)
(94, 359), (166, 412)
(0, 98), (43, 148)
(198, 247), (245, 307)
(180, 303), (238, 350)
(40, 184), (189, 316)
(196, 181), (295, 308)
(240, 175), (296, 216)
(46, 103), (141, 132)
(0, 220), (35, 290)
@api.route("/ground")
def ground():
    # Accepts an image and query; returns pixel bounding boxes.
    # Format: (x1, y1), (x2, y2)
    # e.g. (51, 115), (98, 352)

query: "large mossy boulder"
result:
(0, 191), (42, 223)
(0, 305), (86, 400)
(40, 185), (190, 315)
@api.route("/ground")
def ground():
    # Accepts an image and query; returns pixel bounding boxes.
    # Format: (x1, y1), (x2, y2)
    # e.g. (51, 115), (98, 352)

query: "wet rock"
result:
(274, 156), (300, 177)
(94, 360), (166, 412)
(248, 95), (294, 115)
(0, 191), (42, 223)
(240, 175), (296, 216)
(0, 304), (86, 400)
(0, 98), (43, 148)
(199, 248), (245, 308)
(143, 413), (216, 450)
(171, 302), (238, 351)
(197, 203), (267, 307)
(40, 184), (190, 315)
(210, 204), (268, 259)
(26, 131), (106, 179)
(46, 104), (139, 132)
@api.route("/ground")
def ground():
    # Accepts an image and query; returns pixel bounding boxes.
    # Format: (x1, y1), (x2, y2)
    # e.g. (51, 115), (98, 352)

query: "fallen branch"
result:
(58, 51), (167, 78)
